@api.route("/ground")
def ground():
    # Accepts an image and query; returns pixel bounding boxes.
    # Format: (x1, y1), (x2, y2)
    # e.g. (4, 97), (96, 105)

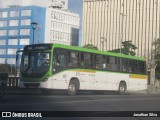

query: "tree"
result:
(153, 38), (160, 80)
(111, 41), (137, 56)
(153, 38), (160, 61)
(83, 44), (98, 50)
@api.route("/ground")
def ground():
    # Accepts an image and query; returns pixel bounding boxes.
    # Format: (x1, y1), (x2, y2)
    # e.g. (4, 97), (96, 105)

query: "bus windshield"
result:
(21, 52), (50, 74)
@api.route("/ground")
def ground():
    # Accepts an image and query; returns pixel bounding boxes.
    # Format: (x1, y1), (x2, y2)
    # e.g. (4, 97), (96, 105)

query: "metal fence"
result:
(7, 77), (19, 88)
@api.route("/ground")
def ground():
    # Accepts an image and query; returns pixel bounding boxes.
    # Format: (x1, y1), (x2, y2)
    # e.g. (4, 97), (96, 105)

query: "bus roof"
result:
(52, 44), (145, 61)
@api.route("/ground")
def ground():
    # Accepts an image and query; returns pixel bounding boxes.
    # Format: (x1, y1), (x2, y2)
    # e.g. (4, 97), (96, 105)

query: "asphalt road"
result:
(0, 90), (160, 120)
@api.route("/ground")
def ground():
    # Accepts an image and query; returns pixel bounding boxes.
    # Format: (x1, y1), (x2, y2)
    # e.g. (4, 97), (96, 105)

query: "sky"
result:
(68, 0), (83, 46)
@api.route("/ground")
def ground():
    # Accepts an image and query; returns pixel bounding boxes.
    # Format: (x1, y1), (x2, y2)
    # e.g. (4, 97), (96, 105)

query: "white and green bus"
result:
(18, 44), (147, 95)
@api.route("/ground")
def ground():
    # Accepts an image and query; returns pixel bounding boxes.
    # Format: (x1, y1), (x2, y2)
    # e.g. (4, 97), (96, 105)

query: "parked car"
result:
(0, 73), (8, 97)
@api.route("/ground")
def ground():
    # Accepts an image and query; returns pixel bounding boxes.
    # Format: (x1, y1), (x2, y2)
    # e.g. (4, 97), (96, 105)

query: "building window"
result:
(20, 29), (30, 35)
(10, 11), (19, 17)
(0, 39), (6, 45)
(0, 49), (6, 55)
(0, 58), (5, 64)
(8, 39), (18, 45)
(0, 21), (7, 27)
(0, 12), (8, 18)
(7, 58), (16, 64)
(21, 10), (31, 16)
(7, 49), (17, 55)
(20, 38), (29, 45)
(9, 20), (19, 26)
(0, 30), (7, 36)
(21, 19), (31, 26)
(50, 31), (54, 39)
(9, 30), (18, 36)
(55, 32), (58, 40)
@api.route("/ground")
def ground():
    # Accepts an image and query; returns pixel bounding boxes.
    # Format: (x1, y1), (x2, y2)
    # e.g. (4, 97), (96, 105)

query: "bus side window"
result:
(68, 51), (79, 67)
(55, 53), (66, 67)
(122, 59), (126, 72)
(96, 55), (106, 69)
(106, 56), (110, 70)
(109, 57), (116, 71)
(91, 54), (96, 69)
(80, 53), (91, 68)
(128, 60), (132, 72)
(138, 61), (145, 74)
(115, 58), (120, 71)
(132, 61), (138, 73)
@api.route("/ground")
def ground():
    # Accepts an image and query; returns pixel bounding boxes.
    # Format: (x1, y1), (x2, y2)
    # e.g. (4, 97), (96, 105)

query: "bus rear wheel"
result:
(118, 82), (127, 95)
(68, 81), (78, 96)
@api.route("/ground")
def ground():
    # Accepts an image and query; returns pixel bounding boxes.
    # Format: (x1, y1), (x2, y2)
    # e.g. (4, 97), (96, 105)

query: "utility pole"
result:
(100, 37), (107, 51)
(120, 13), (127, 54)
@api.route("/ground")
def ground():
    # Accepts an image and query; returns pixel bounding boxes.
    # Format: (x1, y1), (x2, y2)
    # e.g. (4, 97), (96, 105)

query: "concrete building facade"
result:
(82, 0), (160, 59)
(0, 0), (68, 9)
(45, 8), (79, 45)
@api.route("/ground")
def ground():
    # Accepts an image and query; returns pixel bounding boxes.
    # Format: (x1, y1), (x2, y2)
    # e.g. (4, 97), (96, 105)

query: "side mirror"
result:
(16, 53), (18, 63)
(15, 50), (23, 77)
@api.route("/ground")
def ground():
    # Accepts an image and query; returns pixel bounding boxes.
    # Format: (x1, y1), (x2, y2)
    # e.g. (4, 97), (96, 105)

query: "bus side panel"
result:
(73, 70), (95, 90)
(41, 71), (70, 90)
(106, 72), (129, 91)
(94, 71), (107, 90)
(128, 75), (147, 91)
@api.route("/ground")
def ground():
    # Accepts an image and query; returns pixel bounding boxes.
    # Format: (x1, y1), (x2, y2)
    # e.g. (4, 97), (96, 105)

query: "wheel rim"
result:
(120, 85), (125, 92)
(119, 84), (126, 94)
(69, 84), (76, 92)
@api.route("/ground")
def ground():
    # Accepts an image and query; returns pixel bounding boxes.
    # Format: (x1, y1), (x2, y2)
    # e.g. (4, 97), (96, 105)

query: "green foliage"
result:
(0, 64), (17, 75)
(111, 41), (137, 56)
(83, 44), (98, 50)
(153, 38), (160, 61)
(153, 38), (160, 80)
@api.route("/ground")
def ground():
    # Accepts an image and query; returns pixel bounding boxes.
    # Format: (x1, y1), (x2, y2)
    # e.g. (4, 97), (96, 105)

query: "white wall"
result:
(44, 8), (80, 46)
(0, 0), (68, 9)
(51, 0), (68, 9)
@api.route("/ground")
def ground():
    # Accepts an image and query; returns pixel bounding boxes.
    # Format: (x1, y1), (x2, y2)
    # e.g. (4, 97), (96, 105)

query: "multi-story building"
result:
(0, 0), (79, 64)
(0, 0), (68, 9)
(82, 0), (160, 59)
(0, 6), (46, 64)
(45, 8), (79, 45)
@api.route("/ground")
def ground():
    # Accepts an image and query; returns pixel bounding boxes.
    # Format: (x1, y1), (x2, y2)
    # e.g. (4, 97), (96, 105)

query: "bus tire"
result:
(118, 82), (127, 95)
(41, 89), (53, 95)
(68, 81), (78, 96)
(0, 87), (4, 98)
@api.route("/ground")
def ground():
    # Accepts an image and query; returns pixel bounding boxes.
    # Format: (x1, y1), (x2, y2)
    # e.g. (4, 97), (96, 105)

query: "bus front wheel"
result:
(68, 81), (78, 96)
(118, 82), (127, 95)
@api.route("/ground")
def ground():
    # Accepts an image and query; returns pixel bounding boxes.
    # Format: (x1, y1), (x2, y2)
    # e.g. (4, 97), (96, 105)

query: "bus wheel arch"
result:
(67, 78), (80, 96)
(118, 81), (127, 95)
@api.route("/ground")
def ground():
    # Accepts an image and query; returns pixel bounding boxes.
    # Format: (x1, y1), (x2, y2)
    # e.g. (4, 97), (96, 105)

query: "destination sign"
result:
(24, 44), (52, 51)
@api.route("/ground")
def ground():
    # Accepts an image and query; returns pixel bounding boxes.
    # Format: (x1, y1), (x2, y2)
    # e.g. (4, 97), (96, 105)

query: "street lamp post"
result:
(120, 13), (127, 54)
(31, 22), (38, 44)
(100, 37), (107, 51)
